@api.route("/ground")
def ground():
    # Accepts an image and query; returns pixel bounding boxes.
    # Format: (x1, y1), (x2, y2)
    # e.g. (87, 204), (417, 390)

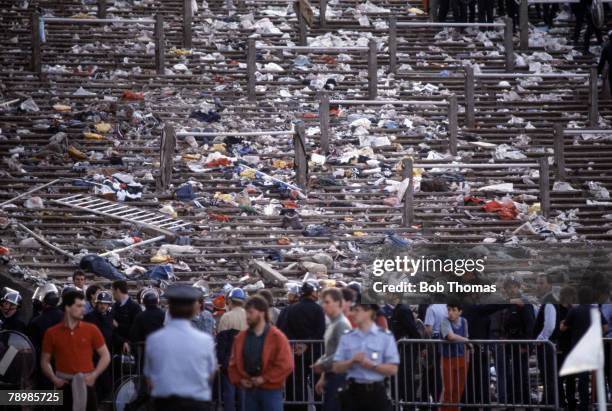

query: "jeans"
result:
(244, 388), (283, 411)
(221, 371), (245, 411)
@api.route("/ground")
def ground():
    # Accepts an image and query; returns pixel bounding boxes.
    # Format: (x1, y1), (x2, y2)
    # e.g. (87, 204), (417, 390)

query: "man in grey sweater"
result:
(312, 288), (352, 411)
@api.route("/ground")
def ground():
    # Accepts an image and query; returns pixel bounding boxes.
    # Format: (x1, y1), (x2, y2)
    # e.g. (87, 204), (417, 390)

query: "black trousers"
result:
(506, 0), (519, 30)
(154, 397), (211, 411)
(61, 385), (98, 411)
(504, 345), (530, 405)
(478, 0), (494, 24)
(341, 381), (392, 411)
(536, 344), (557, 406)
(462, 344), (491, 410)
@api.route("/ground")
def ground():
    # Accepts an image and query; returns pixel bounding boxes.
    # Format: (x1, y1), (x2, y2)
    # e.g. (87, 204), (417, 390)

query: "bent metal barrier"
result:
(108, 338), (573, 410)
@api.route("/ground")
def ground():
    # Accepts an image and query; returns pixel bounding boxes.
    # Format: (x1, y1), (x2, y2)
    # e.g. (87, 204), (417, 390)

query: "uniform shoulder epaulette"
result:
(344, 328), (355, 334)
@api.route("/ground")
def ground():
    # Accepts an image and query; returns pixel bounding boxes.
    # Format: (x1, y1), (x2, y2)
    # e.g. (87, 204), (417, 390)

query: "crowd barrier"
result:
(102, 338), (612, 410)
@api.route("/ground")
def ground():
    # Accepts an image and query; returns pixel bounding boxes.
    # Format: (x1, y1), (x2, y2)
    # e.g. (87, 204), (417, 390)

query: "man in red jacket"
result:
(228, 295), (294, 411)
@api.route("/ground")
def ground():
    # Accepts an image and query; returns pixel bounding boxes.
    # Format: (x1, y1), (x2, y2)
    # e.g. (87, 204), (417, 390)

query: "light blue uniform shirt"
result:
(144, 319), (217, 401)
(334, 323), (400, 383)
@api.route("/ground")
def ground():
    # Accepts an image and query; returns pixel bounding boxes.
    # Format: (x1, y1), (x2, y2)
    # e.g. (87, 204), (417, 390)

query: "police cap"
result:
(164, 284), (201, 304)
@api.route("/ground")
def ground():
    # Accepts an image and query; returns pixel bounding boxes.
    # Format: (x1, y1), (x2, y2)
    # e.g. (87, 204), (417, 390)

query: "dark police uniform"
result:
(111, 297), (141, 351)
(333, 324), (400, 411)
(0, 313), (26, 333)
(130, 306), (165, 344)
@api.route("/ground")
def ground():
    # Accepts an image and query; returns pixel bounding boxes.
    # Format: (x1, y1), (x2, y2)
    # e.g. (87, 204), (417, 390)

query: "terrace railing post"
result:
(183, 0), (193, 48)
(294, 123), (308, 189)
(296, 2), (307, 46)
(539, 156), (551, 219)
(320, 0), (327, 27)
(154, 14), (165, 75)
(465, 65), (475, 128)
(519, 0), (528, 49)
(389, 16), (397, 74)
(159, 124), (176, 191)
(589, 65), (599, 127)
(402, 158), (415, 227)
(97, 0), (107, 19)
(553, 124), (566, 180)
(247, 38), (256, 102)
(504, 17), (515, 71)
(448, 94), (458, 156)
(31, 12), (42, 75)
(319, 92), (330, 154)
(368, 39), (378, 99)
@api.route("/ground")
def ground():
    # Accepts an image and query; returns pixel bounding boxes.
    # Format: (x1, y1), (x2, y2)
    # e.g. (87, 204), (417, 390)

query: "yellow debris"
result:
(95, 122), (112, 133)
(408, 7), (425, 14)
(240, 169), (257, 179)
(183, 154), (201, 161)
(53, 104), (71, 112)
(212, 143), (226, 153)
(83, 132), (105, 141)
(70, 13), (95, 19)
(150, 254), (173, 263)
(68, 146), (87, 160)
(529, 203), (541, 214)
(272, 159), (288, 169)
(353, 231), (367, 237)
(169, 48), (192, 56)
(214, 192), (234, 204)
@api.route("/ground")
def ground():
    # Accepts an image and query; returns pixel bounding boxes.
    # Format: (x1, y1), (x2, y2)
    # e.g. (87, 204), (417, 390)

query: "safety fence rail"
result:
(103, 338), (612, 409)
(31, 13), (164, 75)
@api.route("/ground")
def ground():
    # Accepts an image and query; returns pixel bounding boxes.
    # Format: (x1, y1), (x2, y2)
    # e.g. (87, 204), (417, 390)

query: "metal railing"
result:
(247, 39), (378, 101)
(102, 337), (612, 410)
(388, 16), (515, 73)
(31, 13), (164, 75)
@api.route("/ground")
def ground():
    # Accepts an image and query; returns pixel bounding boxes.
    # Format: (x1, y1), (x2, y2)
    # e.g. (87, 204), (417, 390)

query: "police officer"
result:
(332, 303), (399, 411)
(130, 288), (165, 344)
(144, 284), (217, 411)
(84, 290), (114, 402)
(0, 288), (26, 333)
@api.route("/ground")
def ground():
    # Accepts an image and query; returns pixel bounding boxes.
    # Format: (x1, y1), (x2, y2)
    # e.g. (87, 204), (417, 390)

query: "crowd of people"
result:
(1, 271), (612, 411)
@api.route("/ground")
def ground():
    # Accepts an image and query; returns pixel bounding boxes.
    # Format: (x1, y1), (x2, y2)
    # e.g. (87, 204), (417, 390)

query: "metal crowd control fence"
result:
(553, 128), (612, 180)
(388, 17), (515, 73)
(395, 339), (560, 409)
(31, 13), (164, 75)
(247, 40), (378, 101)
(109, 338), (573, 410)
(400, 158), (551, 226)
(464, 68), (596, 128)
(319, 97), (458, 155)
(175, 126), (308, 189)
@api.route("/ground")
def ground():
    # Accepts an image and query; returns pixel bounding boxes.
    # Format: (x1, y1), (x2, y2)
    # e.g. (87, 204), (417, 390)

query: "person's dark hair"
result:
(559, 286), (577, 306)
(577, 286), (594, 304)
(538, 273), (554, 285)
(85, 285), (100, 302)
(322, 288), (343, 303)
(169, 302), (196, 319)
(73, 270), (86, 281)
(341, 287), (356, 303)
(63, 290), (85, 307)
(245, 296), (269, 322)
(447, 303), (463, 311)
(112, 280), (128, 294)
(257, 289), (274, 306)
